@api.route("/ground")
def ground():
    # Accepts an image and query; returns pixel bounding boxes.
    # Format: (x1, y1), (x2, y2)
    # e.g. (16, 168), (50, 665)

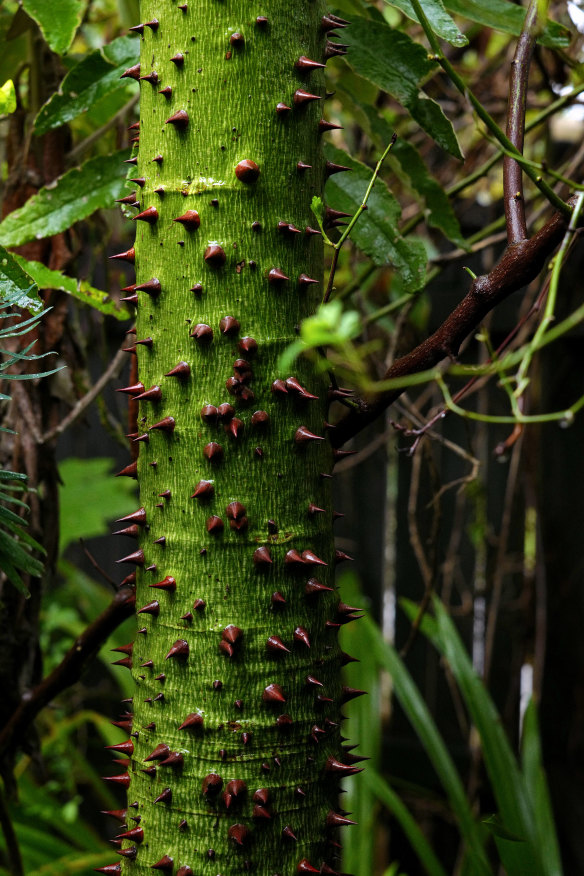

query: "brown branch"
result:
(504, 0), (538, 244)
(331, 200), (576, 448)
(0, 786), (23, 876)
(0, 585), (135, 777)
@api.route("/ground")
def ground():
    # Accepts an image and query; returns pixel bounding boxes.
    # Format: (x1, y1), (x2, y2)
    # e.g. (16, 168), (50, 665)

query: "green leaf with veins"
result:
(384, 0), (467, 46)
(0, 245), (42, 313)
(21, 0), (85, 54)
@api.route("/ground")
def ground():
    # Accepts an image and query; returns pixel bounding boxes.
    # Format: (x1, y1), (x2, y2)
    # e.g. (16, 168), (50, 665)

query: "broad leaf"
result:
(344, 16), (463, 158)
(0, 245), (43, 313)
(0, 79), (16, 115)
(324, 144), (427, 292)
(21, 0), (85, 54)
(445, 0), (570, 49)
(0, 150), (131, 247)
(14, 257), (130, 321)
(384, 0), (467, 46)
(35, 36), (139, 135)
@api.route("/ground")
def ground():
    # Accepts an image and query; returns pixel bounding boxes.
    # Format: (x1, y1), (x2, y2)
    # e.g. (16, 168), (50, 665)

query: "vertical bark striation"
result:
(107, 3), (357, 874)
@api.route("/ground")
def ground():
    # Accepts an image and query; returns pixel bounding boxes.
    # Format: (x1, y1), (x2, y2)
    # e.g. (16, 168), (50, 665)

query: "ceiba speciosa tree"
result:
(99, 3), (361, 875)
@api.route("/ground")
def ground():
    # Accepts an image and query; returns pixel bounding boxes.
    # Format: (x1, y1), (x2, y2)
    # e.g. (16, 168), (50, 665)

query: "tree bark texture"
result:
(107, 3), (357, 875)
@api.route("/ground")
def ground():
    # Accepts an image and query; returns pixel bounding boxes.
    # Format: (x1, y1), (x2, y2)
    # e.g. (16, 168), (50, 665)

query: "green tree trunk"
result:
(103, 3), (357, 875)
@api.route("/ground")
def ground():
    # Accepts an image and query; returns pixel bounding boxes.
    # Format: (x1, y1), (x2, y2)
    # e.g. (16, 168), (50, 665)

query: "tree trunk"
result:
(104, 3), (357, 874)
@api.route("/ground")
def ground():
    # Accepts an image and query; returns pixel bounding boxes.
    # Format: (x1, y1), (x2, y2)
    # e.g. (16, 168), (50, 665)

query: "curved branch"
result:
(331, 201), (576, 448)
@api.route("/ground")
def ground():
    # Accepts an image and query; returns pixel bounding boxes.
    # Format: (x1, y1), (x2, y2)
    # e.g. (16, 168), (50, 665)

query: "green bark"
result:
(107, 3), (356, 874)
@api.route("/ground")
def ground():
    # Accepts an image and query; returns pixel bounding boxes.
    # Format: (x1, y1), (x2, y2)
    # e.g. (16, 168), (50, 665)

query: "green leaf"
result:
(324, 144), (427, 291)
(21, 0), (85, 54)
(343, 16), (463, 158)
(391, 139), (467, 248)
(481, 815), (525, 843)
(14, 257), (130, 321)
(384, 0), (467, 46)
(0, 78), (16, 115)
(444, 0), (570, 49)
(0, 245), (43, 313)
(0, 150), (131, 247)
(34, 36), (139, 135)
(58, 457), (137, 554)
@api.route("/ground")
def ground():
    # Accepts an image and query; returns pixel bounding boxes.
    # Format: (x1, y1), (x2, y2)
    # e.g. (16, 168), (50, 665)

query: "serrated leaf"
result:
(0, 79), (16, 115)
(0, 150), (131, 247)
(21, 0), (85, 55)
(34, 36), (139, 135)
(384, 0), (467, 46)
(324, 144), (427, 292)
(444, 0), (570, 49)
(0, 245), (43, 313)
(343, 15), (462, 158)
(14, 256), (130, 321)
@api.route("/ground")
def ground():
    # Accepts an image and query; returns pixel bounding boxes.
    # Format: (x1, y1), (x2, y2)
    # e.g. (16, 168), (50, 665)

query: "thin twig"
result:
(41, 342), (129, 443)
(504, 0), (538, 244)
(0, 786), (23, 876)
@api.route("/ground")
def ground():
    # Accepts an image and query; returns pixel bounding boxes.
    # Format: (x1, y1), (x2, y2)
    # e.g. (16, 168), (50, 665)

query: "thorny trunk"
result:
(103, 3), (359, 875)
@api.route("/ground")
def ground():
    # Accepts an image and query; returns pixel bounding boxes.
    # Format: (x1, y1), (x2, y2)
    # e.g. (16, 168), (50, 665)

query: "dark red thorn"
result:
(110, 719), (132, 732)
(305, 578), (334, 596)
(191, 323), (213, 342)
(120, 283), (137, 295)
(238, 337), (257, 357)
(224, 779), (247, 808)
(112, 655), (133, 669)
(338, 602), (362, 616)
(298, 274), (319, 291)
(263, 683), (286, 703)
(123, 156), (138, 165)
(226, 417), (244, 439)
(191, 480), (214, 500)
(204, 243), (226, 266)
(151, 855), (173, 871)
(113, 524), (139, 538)
(103, 773), (131, 789)
(310, 724), (327, 743)
(159, 85), (172, 97)
(178, 3), (188, 10)
(253, 804), (271, 819)
(135, 385), (162, 402)
(333, 449), (357, 463)
(325, 756), (364, 776)
(277, 220), (301, 235)
(176, 868), (193, 876)
(149, 417), (176, 435)
(302, 549), (327, 566)
(271, 591), (286, 607)
(120, 295), (138, 306)
(225, 502), (246, 521)
(159, 751), (184, 768)
(223, 624), (243, 645)
(192, 599), (205, 613)
(152, 154), (163, 164)
(111, 642), (134, 656)
(205, 514), (224, 535)
(333, 510), (345, 521)
(253, 546), (272, 566)
(295, 426), (324, 444)
(101, 809), (127, 823)
(230, 31), (244, 47)
(166, 639), (189, 660)
(295, 786), (306, 799)
(202, 773), (223, 797)
(133, 434), (149, 445)
(266, 268), (289, 289)
(308, 502), (326, 516)
(293, 89), (322, 106)
(144, 743), (170, 762)
(297, 861), (320, 874)
(181, 612), (193, 622)
(105, 740), (134, 757)
(235, 159), (260, 183)
(115, 192), (138, 205)
(142, 17), (159, 29)
(201, 404), (219, 424)
(276, 102), (291, 115)
(344, 752), (369, 764)
(137, 600), (160, 617)
(136, 278), (161, 297)
(118, 846), (137, 860)
(121, 64), (141, 80)
(215, 403), (234, 422)
(250, 410), (269, 428)
(319, 118), (343, 134)
(294, 626), (311, 647)
(326, 811), (358, 828)
(166, 109), (188, 130)
(149, 576), (176, 593)
(271, 378), (288, 395)
(340, 651), (359, 666)
(255, 446), (263, 457)
(170, 53), (184, 66)
(241, 730), (252, 744)
(283, 825), (298, 841)
(109, 247), (135, 263)
(296, 55), (326, 72)
(228, 823), (249, 847)
(267, 635), (290, 654)
(179, 712), (203, 730)
(158, 490), (171, 501)
(341, 686), (367, 703)
(204, 442), (223, 463)
(286, 377), (318, 399)
(132, 206), (158, 223)
(325, 160), (351, 179)
(116, 549), (144, 566)
(305, 226), (322, 237)
(284, 549), (305, 566)
(153, 673), (165, 681)
(306, 675), (323, 688)
(335, 549), (354, 563)
(297, 161), (312, 172)
(154, 788), (172, 805)
(321, 13), (348, 30)
(94, 866), (121, 875)
(325, 41), (349, 58)
(136, 336), (153, 348)
(325, 207), (351, 224)
(139, 67), (159, 84)
(174, 210), (200, 230)
(115, 460), (138, 480)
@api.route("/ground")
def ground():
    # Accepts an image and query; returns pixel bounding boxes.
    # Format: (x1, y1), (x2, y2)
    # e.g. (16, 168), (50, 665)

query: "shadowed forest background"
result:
(0, 0), (583, 874)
